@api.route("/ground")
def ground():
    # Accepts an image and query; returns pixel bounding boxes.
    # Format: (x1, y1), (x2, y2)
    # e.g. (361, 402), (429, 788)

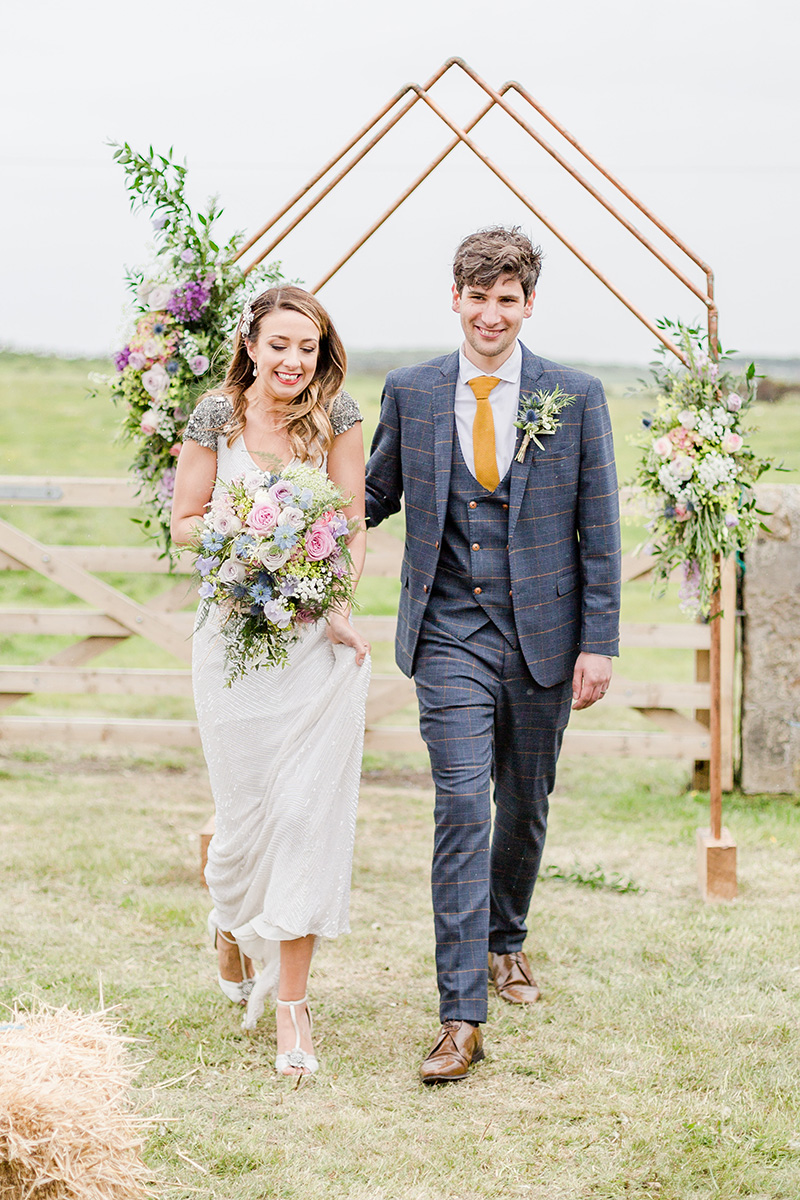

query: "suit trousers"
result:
(414, 616), (572, 1023)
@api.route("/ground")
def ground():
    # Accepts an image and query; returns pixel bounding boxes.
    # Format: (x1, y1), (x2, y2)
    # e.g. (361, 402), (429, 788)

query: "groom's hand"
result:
(572, 652), (612, 710)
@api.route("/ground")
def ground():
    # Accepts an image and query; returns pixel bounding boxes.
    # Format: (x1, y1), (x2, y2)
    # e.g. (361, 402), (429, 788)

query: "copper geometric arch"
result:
(233, 57), (718, 366)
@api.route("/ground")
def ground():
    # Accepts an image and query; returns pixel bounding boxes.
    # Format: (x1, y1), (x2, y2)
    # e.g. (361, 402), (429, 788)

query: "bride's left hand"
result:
(326, 611), (370, 666)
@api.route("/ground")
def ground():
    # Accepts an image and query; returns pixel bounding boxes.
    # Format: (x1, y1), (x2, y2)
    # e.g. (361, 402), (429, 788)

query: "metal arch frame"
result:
(233, 57), (719, 366)
(233, 58), (728, 849)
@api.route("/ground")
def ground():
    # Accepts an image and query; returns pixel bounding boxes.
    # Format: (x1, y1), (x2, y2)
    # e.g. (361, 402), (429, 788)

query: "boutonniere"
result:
(513, 385), (577, 462)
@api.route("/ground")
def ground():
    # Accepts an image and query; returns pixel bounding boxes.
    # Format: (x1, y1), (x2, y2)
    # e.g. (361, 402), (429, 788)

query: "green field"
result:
(1, 352), (800, 1198)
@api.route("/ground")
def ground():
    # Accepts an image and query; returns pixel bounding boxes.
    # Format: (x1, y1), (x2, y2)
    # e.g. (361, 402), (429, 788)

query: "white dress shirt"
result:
(455, 340), (522, 483)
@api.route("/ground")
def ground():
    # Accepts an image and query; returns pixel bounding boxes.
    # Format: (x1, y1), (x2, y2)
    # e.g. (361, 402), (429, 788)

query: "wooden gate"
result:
(0, 475), (734, 786)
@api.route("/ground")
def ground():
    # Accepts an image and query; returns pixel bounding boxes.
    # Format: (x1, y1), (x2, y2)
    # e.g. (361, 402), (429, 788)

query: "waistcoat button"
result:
(423, 584), (429, 592)
(502, 503), (509, 510)
(472, 542), (480, 551)
(434, 540), (439, 549)
(469, 501), (478, 509)
(473, 586), (482, 596)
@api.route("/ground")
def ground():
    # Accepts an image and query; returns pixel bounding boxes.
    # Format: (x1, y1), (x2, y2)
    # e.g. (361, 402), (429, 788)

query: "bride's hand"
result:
(326, 611), (370, 666)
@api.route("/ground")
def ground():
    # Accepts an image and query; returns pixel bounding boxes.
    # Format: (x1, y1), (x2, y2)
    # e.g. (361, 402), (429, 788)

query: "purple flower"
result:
(197, 555), (221, 577)
(180, 248), (195, 264)
(263, 599), (292, 628)
(168, 279), (211, 323)
(152, 215), (168, 230)
(114, 346), (131, 372)
(279, 578), (299, 597)
(724, 512), (739, 528)
(198, 580), (215, 599)
(156, 466), (176, 504)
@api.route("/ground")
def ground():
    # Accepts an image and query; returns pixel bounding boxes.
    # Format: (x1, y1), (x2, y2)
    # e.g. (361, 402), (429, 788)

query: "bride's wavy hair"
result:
(220, 286), (346, 463)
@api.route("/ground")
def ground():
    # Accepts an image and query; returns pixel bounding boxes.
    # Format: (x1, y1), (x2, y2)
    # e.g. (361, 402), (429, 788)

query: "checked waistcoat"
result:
(427, 434), (517, 648)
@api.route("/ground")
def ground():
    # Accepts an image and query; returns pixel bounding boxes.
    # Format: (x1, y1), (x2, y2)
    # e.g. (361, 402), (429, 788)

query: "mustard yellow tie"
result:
(467, 375), (501, 491)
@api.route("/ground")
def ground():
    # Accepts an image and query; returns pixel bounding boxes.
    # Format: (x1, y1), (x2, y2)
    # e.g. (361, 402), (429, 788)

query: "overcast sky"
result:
(2, 0), (798, 364)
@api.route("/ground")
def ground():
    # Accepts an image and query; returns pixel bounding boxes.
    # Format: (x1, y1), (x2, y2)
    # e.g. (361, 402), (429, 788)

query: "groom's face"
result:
(452, 273), (534, 368)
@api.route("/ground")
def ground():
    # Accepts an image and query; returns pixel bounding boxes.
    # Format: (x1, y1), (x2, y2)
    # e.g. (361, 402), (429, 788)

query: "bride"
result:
(170, 286), (371, 1077)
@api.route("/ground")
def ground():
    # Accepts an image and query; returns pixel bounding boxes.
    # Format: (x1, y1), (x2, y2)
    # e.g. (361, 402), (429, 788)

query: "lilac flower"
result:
(198, 580), (215, 599)
(197, 555), (221, 577)
(152, 215), (168, 230)
(180, 248), (195, 264)
(156, 466), (176, 504)
(724, 512), (740, 528)
(168, 278), (211, 322)
(114, 346), (131, 372)
(263, 599), (292, 628)
(279, 578), (299, 598)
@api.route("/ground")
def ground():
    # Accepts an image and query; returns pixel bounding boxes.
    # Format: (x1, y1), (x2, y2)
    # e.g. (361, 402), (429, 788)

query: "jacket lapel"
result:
(432, 351), (459, 531)
(508, 345), (545, 541)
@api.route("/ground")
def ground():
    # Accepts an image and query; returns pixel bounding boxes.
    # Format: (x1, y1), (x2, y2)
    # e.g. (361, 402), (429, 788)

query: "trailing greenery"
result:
(97, 144), (283, 553)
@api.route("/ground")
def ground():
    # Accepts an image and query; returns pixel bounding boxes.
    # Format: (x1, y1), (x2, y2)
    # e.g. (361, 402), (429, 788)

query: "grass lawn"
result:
(1, 744), (799, 1199)
(1, 353), (799, 1195)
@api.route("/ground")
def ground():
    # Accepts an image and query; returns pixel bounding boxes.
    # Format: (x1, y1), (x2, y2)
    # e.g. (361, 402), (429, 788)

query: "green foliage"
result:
(99, 143), (284, 554)
(630, 318), (773, 617)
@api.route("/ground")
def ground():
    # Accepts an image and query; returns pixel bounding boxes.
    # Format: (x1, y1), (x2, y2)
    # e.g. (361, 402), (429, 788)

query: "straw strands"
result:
(0, 1004), (153, 1200)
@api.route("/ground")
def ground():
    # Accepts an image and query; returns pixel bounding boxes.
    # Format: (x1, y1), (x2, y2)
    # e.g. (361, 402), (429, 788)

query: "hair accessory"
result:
(239, 298), (255, 339)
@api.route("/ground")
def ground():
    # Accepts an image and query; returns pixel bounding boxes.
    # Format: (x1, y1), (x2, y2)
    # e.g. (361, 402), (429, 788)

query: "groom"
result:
(364, 226), (621, 1083)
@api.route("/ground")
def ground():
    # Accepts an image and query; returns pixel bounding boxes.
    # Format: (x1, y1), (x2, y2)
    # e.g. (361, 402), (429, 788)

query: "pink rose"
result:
(653, 436), (672, 458)
(721, 432), (743, 454)
(726, 393), (742, 412)
(295, 608), (318, 624)
(140, 408), (161, 435)
(169, 443), (182, 458)
(128, 351), (147, 371)
(305, 527), (336, 560)
(314, 509), (335, 526)
(142, 364), (169, 400)
(247, 501), (279, 533)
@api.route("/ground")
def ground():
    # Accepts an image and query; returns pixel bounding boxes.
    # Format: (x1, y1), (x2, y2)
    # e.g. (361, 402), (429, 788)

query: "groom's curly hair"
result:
(453, 226), (543, 301)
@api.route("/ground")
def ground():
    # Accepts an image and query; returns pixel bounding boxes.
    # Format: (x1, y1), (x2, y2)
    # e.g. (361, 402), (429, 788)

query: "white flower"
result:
(658, 463), (681, 496)
(696, 453), (737, 490)
(211, 511), (243, 536)
(277, 506), (305, 531)
(243, 471), (267, 495)
(669, 454), (695, 481)
(140, 408), (162, 435)
(696, 410), (723, 442)
(148, 284), (172, 311)
(142, 364), (170, 400)
(142, 338), (161, 359)
(678, 409), (696, 429)
(256, 544), (292, 570)
(218, 559), (246, 585)
(136, 280), (155, 304)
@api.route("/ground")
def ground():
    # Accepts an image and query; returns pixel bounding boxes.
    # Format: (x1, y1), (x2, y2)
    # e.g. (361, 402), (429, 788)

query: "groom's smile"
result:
(452, 272), (534, 371)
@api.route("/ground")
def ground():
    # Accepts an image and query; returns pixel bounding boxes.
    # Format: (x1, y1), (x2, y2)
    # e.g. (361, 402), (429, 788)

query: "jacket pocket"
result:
(556, 570), (579, 597)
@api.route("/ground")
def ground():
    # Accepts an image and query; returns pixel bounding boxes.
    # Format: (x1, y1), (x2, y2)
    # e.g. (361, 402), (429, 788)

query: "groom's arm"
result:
(576, 377), (622, 657)
(365, 373), (404, 529)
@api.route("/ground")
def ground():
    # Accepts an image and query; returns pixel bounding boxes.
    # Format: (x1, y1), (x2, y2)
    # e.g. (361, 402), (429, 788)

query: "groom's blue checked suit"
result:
(364, 343), (621, 1024)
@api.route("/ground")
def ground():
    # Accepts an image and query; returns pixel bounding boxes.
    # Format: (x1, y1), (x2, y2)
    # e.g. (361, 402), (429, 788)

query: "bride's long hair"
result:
(219, 286), (347, 463)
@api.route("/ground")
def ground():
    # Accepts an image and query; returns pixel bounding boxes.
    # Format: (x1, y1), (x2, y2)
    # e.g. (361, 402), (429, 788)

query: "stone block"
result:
(741, 484), (800, 794)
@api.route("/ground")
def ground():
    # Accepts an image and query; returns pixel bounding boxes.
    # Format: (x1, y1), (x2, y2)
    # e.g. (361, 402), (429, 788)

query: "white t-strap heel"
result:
(207, 913), (256, 1005)
(274, 996), (318, 1075)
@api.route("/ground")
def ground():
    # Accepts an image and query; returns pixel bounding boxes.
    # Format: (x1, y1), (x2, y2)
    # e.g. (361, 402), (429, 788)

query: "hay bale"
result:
(0, 1005), (153, 1199)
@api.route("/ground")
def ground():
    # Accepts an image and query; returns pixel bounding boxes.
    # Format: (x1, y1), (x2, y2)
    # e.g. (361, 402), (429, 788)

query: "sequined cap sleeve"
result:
(183, 395), (234, 450)
(329, 390), (363, 436)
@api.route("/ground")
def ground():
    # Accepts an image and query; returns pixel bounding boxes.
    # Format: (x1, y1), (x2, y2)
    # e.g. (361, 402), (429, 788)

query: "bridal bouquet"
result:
(632, 318), (772, 616)
(192, 462), (358, 682)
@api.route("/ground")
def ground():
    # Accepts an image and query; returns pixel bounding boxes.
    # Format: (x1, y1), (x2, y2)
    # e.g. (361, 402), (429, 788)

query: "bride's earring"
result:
(251, 359), (259, 379)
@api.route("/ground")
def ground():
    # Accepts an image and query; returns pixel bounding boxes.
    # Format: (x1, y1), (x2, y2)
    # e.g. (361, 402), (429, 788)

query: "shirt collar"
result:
(458, 339), (522, 388)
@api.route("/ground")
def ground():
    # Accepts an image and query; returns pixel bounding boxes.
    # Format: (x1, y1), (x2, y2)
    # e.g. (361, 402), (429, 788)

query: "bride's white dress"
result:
(186, 394), (371, 1027)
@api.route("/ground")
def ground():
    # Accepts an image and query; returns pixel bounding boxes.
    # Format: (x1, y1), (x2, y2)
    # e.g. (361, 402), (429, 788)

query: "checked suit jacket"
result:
(364, 343), (622, 687)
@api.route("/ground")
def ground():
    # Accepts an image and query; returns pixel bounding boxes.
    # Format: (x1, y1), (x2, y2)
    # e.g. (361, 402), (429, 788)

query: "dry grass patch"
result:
(1, 746), (799, 1198)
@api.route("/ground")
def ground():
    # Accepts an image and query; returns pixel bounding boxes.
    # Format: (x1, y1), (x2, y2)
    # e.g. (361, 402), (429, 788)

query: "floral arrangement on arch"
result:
(102, 144), (282, 552)
(192, 462), (358, 682)
(632, 318), (772, 617)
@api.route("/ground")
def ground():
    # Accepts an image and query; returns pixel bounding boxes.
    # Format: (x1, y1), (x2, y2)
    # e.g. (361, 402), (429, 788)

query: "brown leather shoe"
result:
(419, 1020), (484, 1084)
(488, 950), (541, 1004)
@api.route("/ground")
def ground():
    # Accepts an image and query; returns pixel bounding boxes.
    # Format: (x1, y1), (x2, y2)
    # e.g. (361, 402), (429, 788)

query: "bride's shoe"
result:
(275, 996), (318, 1076)
(207, 913), (256, 1006)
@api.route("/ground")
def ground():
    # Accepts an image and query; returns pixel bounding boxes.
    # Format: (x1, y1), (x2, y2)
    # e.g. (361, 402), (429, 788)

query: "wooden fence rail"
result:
(0, 477), (735, 785)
